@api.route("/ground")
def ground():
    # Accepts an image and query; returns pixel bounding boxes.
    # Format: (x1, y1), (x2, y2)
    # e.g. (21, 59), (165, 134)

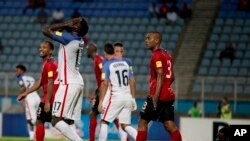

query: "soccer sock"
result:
(65, 124), (77, 141)
(54, 121), (82, 141)
(114, 119), (120, 129)
(27, 124), (35, 140)
(118, 126), (128, 141)
(171, 130), (182, 141)
(125, 126), (137, 140)
(98, 123), (108, 141)
(136, 131), (147, 141)
(36, 125), (45, 141)
(89, 118), (97, 141)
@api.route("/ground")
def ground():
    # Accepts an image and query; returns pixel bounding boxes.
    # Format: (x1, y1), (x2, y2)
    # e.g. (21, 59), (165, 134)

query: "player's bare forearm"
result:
(23, 79), (41, 96)
(154, 69), (164, 105)
(45, 79), (54, 104)
(99, 81), (109, 103)
(129, 78), (136, 98)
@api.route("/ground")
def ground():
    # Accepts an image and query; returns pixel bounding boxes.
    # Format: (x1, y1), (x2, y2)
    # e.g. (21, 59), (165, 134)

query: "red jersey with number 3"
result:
(149, 48), (175, 101)
(41, 57), (59, 104)
(94, 55), (104, 88)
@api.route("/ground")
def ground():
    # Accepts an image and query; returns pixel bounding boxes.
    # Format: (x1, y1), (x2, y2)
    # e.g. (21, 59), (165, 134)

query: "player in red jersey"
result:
(136, 32), (182, 141)
(17, 41), (58, 141)
(86, 42), (104, 141)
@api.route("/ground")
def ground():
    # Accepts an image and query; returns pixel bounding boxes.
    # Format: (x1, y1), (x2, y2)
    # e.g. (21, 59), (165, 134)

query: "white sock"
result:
(98, 123), (108, 141)
(125, 126), (137, 140)
(27, 124), (35, 140)
(55, 121), (82, 141)
(119, 126), (128, 141)
(65, 124), (77, 141)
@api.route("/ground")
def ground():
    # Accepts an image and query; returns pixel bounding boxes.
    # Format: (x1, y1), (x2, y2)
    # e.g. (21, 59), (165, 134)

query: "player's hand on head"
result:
(44, 102), (50, 113)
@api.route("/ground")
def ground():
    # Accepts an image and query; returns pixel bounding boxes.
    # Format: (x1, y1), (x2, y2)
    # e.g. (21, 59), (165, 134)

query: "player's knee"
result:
(163, 120), (177, 132)
(36, 120), (44, 126)
(51, 116), (61, 126)
(138, 119), (148, 131)
(120, 124), (127, 131)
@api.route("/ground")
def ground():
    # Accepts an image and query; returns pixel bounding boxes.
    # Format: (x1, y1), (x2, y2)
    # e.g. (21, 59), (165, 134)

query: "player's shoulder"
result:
(153, 48), (172, 58)
(95, 55), (104, 62)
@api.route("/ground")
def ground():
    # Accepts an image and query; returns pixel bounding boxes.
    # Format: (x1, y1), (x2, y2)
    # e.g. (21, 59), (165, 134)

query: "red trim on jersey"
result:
(60, 85), (69, 117)
(25, 100), (32, 120)
(103, 95), (112, 120)
(62, 45), (67, 84)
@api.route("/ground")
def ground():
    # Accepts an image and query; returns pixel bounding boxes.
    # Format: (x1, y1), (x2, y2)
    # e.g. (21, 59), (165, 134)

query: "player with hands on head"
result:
(42, 17), (88, 141)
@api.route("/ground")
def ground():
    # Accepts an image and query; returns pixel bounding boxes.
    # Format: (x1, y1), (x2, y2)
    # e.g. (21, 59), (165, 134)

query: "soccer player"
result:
(86, 42), (104, 141)
(15, 64), (41, 141)
(114, 42), (137, 141)
(98, 43), (137, 141)
(42, 17), (88, 141)
(136, 32), (182, 141)
(17, 41), (58, 141)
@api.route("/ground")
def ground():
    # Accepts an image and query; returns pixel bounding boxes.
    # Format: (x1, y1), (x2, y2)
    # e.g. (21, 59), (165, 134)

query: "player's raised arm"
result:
(42, 18), (82, 38)
(17, 79), (41, 101)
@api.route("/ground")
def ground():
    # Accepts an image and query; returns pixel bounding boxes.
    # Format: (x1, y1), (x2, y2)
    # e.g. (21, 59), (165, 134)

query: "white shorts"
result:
(101, 97), (132, 124)
(25, 92), (40, 124)
(52, 84), (84, 120)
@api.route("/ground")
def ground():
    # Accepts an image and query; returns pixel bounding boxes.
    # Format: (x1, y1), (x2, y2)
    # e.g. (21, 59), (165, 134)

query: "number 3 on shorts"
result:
(53, 102), (61, 112)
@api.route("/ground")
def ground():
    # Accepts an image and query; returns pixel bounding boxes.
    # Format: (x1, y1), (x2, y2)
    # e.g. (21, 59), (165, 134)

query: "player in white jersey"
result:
(15, 64), (41, 141)
(42, 17), (88, 141)
(98, 43), (137, 141)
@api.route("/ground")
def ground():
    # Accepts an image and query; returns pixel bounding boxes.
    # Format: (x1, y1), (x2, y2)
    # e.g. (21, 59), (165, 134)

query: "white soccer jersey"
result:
(16, 75), (39, 97)
(52, 31), (85, 85)
(102, 59), (133, 100)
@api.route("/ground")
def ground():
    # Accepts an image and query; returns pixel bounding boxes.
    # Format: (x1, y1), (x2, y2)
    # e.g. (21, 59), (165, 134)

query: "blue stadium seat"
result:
(232, 59), (241, 67)
(205, 84), (212, 93)
(238, 68), (248, 76)
(213, 26), (222, 33)
(224, 85), (233, 94)
(211, 59), (220, 67)
(201, 59), (210, 66)
(208, 67), (218, 76)
(198, 67), (208, 76)
(235, 51), (243, 59)
(207, 42), (216, 50)
(243, 86), (250, 94)
(229, 68), (238, 76)
(222, 59), (231, 67)
(192, 84), (201, 93)
(219, 68), (229, 76)
(244, 51), (250, 59)
(210, 34), (219, 41)
(213, 85), (223, 93)
(204, 50), (213, 58)
(241, 60), (250, 67)
(238, 43), (246, 50)
(215, 19), (224, 26)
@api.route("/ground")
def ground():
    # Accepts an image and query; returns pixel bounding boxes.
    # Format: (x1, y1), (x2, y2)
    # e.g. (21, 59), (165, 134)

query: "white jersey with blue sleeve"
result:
(52, 30), (84, 85)
(102, 58), (133, 100)
(16, 75), (39, 97)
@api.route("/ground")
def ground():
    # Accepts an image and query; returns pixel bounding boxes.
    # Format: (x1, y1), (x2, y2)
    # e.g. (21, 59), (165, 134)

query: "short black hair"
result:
(44, 40), (54, 50)
(16, 64), (27, 72)
(104, 43), (114, 55)
(78, 17), (89, 37)
(87, 42), (97, 52)
(114, 42), (123, 48)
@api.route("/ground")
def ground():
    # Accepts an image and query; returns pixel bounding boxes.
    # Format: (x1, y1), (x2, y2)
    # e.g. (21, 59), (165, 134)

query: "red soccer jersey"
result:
(41, 57), (59, 104)
(94, 55), (104, 88)
(149, 48), (175, 101)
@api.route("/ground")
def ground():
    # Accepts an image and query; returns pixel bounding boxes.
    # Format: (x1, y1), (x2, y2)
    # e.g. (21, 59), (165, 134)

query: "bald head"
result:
(87, 42), (97, 59)
(145, 31), (162, 50)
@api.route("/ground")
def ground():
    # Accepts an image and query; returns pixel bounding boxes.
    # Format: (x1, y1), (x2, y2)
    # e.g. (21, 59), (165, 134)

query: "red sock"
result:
(171, 130), (182, 141)
(36, 125), (45, 141)
(89, 118), (97, 141)
(114, 119), (120, 129)
(136, 131), (147, 141)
